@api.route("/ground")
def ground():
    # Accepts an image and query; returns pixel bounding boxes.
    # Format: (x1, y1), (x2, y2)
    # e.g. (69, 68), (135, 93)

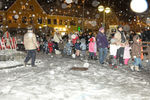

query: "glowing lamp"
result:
(105, 7), (111, 13)
(130, 0), (148, 13)
(98, 5), (104, 12)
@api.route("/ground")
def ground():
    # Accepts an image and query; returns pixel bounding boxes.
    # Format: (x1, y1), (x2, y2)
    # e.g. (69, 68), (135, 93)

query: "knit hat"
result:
(89, 38), (93, 42)
(117, 25), (123, 30)
(81, 39), (85, 43)
(99, 27), (104, 32)
(27, 26), (33, 30)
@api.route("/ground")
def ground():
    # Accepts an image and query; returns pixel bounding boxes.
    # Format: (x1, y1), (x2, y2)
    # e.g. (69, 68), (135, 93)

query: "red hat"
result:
(89, 38), (93, 42)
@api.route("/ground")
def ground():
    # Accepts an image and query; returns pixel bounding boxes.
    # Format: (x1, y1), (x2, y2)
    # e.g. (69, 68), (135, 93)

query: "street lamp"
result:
(98, 5), (111, 28)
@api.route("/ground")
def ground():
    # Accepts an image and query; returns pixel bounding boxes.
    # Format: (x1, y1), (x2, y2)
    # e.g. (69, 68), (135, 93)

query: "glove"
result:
(146, 60), (149, 63)
(37, 47), (40, 51)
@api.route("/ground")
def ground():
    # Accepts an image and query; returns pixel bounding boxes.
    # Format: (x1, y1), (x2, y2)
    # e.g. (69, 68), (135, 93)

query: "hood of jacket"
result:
(133, 35), (139, 44)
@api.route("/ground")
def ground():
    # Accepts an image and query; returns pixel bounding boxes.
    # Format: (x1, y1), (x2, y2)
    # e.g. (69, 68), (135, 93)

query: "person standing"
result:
(53, 31), (62, 50)
(130, 35), (142, 71)
(114, 25), (126, 65)
(24, 26), (39, 67)
(96, 27), (109, 65)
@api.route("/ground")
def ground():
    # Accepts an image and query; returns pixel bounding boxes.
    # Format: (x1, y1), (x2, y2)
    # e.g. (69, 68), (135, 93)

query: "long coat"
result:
(53, 32), (62, 43)
(24, 31), (39, 50)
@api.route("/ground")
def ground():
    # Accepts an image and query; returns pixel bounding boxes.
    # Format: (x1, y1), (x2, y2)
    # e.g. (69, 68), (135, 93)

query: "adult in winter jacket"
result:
(53, 32), (62, 50)
(96, 27), (109, 64)
(114, 25), (126, 65)
(80, 39), (87, 57)
(24, 26), (39, 67)
(53, 32), (62, 43)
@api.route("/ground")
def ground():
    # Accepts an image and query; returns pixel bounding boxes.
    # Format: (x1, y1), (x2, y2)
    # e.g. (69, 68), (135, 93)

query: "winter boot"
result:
(130, 65), (135, 71)
(135, 66), (140, 71)
(24, 62), (27, 67)
(94, 56), (98, 60)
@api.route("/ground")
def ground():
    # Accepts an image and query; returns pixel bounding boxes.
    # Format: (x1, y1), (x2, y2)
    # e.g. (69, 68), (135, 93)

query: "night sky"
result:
(0, 0), (150, 22)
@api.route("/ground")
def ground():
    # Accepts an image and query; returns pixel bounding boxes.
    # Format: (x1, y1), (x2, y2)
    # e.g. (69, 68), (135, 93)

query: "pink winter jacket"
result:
(123, 46), (131, 59)
(89, 42), (95, 52)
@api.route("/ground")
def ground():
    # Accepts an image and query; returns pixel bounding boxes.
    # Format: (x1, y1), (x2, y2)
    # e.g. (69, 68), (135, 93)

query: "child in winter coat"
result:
(123, 41), (131, 65)
(43, 40), (48, 54)
(88, 37), (95, 59)
(75, 39), (81, 57)
(48, 39), (54, 53)
(92, 37), (97, 60)
(64, 39), (73, 56)
(131, 35), (142, 71)
(109, 38), (118, 68)
(80, 39), (87, 58)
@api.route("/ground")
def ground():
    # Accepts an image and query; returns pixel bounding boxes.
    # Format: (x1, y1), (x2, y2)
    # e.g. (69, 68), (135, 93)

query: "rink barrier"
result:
(142, 41), (150, 53)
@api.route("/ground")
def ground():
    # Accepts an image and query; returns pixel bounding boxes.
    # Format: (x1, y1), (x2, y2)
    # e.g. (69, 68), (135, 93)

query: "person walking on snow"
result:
(24, 26), (39, 67)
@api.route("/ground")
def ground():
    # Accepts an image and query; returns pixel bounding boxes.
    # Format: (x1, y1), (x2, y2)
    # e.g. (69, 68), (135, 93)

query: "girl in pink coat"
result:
(123, 42), (131, 65)
(89, 37), (97, 59)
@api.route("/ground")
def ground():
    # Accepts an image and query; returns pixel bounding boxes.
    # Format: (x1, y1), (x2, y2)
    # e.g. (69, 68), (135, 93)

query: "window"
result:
(29, 5), (34, 11)
(8, 20), (11, 23)
(53, 19), (57, 25)
(29, 17), (33, 24)
(64, 20), (68, 25)
(22, 17), (27, 23)
(38, 18), (42, 24)
(59, 20), (62, 25)
(70, 20), (76, 26)
(0, 16), (2, 23)
(22, 5), (26, 10)
(48, 19), (51, 24)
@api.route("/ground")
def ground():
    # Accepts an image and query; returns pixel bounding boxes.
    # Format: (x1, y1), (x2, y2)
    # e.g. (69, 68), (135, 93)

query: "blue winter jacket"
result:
(80, 43), (86, 51)
(75, 43), (81, 50)
(96, 32), (108, 48)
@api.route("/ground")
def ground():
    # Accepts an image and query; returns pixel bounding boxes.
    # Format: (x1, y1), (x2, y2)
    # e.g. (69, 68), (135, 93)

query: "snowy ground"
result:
(0, 52), (150, 100)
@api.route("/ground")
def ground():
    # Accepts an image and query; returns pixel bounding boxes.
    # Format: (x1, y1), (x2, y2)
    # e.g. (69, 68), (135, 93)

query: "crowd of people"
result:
(23, 25), (150, 71)
(1, 25), (150, 71)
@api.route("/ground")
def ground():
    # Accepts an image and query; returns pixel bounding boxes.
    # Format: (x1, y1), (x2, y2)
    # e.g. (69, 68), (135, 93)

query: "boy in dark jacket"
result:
(75, 39), (81, 57)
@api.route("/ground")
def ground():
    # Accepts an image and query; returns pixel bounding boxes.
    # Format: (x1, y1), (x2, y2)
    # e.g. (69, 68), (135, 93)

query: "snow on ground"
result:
(0, 52), (150, 100)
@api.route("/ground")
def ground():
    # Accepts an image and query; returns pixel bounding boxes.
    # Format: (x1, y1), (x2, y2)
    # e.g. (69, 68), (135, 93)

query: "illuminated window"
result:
(64, 20), (68, 25)
(22, 5), (26, 10)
